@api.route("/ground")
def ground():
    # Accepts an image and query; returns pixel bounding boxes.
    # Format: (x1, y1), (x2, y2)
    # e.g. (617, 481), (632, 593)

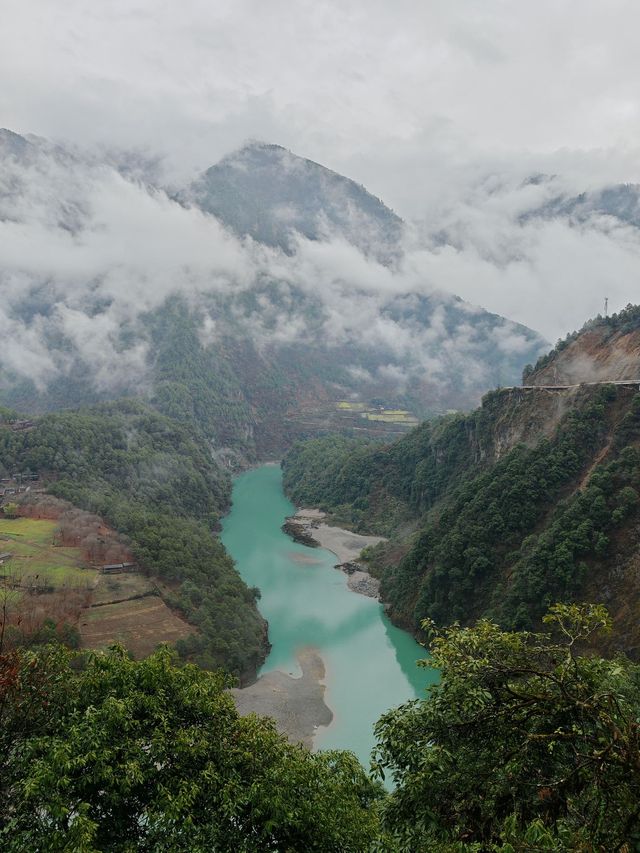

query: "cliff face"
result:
(468, 385), (588, 462)
(463, 382), (640, 467)
(525, 304), (640, 386)
(527, 326), (640, 385)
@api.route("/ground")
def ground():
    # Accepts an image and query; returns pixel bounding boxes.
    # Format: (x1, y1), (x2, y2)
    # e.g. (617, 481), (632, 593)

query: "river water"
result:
(220, 463), (437, 768)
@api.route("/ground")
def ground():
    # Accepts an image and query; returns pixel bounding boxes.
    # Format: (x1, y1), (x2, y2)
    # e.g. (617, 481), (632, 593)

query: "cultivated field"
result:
(0, 517), (96, 593)
(336, 400), (419, 426)
(80, 572), (196, 658)
(1, 516), (196, 658)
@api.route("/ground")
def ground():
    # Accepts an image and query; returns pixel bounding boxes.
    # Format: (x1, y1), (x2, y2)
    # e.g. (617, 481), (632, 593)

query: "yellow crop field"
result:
(336, 401), (367, 411)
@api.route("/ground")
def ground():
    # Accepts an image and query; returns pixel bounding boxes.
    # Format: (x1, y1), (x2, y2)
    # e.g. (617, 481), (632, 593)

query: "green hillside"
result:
(284, 367), (640, 657)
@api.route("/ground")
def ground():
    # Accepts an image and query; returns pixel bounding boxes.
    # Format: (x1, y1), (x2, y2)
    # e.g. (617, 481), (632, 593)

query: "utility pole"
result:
(604, 297), (609, 318)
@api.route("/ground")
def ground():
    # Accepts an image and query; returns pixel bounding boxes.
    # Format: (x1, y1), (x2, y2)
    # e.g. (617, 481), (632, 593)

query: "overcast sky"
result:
(2, 0), (640, 337)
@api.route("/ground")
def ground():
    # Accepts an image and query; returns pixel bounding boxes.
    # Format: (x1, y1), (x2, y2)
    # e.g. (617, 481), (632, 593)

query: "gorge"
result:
(220, 463), (436, 766)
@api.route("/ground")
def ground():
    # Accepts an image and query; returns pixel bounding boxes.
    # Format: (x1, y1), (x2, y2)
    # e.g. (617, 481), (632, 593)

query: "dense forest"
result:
(283, 383), (640, 653)
(282, 405), (492, 535)
(2, 294), (409, 460)
(2, 604), (640, 850)
(0, 400), (266, 676)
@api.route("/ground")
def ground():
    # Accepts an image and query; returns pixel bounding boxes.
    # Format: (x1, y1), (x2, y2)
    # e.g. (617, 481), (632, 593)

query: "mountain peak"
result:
(188, 142), (404, 263)
(233, 140), (288, 154)
(0, 127), (26, 140)
(0, 128), (30, 157)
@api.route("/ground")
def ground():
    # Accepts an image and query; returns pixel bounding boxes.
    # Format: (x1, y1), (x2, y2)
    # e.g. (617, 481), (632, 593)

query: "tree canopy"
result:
(0, 644), (383, 852)
(374, 604), (640, 851)
(3, 606), (640, 850)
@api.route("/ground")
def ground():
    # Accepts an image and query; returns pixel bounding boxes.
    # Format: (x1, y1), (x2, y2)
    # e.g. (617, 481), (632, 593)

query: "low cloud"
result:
(0, 136), (551, 404)
(404, 171), (640, 341)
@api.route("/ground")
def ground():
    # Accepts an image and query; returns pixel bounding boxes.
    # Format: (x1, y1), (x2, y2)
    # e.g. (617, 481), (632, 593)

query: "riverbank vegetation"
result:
(375, 603), (640, 851)
(2, 604), (639, 850)
(0, 644), (383, 851)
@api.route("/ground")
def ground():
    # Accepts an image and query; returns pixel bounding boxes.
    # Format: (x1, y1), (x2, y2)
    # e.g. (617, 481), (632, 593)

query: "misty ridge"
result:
(3, 126), (640, 419)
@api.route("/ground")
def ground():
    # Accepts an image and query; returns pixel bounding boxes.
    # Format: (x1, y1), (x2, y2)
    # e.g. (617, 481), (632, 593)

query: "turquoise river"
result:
(220, 463), (437, 769)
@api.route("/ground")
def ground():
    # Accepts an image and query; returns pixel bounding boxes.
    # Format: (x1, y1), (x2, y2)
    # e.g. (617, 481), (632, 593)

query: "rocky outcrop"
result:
(526, 307), (640, 386)
(281, 518), (320, 547)
(334, 563), (381, 598)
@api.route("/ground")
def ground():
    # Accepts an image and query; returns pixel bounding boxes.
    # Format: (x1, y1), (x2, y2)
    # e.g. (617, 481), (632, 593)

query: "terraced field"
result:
(79, 571), (196, 659)
(336, 400), (419, 426)
(359, 410), (419, 425)
(285, 399), (421, 440)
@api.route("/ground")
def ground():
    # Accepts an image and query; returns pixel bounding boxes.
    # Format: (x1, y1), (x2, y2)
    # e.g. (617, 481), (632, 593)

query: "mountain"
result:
(186, 141), (404, 263)
(0, 129), (546, 458)
(0, 127), (31, 160)
(527, 182), (640, 230)
(283, 304), (640, 658)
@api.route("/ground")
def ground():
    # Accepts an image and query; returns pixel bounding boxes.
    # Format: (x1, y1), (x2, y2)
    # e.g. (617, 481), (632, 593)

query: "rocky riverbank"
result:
(284, 508), (386, 599)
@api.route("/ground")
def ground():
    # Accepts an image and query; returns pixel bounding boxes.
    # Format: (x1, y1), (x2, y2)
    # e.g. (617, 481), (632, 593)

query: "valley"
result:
(220, 464), (435, 766)
(0, 127), (560, 683)
(5, 3), (640, 847)
(4, 306), (640, 683)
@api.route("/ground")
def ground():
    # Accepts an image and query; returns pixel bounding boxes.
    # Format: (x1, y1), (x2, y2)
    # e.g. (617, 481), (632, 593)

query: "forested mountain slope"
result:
(283, 305), (640, 656)
(527, 182), (640, 231)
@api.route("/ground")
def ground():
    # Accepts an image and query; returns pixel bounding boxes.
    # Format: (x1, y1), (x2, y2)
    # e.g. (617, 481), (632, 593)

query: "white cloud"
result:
(2, 0), (640, 377)
(2, 1), (640, 197)
(406, 178), (640, 340)
(0, 142), (547, 398)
